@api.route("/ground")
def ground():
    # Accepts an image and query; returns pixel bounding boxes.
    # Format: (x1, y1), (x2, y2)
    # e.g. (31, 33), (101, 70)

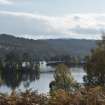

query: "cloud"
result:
(0, 0), (30, 5)
(7, 0), (31, 3)
(0, 0), (12, 5)
(8, 0), (30, 1)
(0, 11), (60, 38)
(69, 26), (100, 35)
(0, 11), (104, 39)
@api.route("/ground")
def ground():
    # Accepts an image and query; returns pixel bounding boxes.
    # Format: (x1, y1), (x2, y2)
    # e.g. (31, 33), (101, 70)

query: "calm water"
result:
(0, 66), (86, 94)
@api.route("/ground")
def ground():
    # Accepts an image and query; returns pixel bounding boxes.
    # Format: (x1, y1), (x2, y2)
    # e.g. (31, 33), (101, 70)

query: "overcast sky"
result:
(0, 0), (105, 39)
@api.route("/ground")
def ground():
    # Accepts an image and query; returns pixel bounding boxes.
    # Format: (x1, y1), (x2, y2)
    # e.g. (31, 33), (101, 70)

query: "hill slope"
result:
(0, 34), (96, 59)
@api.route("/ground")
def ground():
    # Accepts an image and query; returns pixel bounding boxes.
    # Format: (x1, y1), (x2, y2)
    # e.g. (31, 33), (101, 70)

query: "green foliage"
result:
(84, 36), (105, 86)
(22, 52), (31, 62)
(0, 60), (3, 71)
(50, 64), (79, 93)
(35, 63), (40, 72)
(4, 52), (22, 70)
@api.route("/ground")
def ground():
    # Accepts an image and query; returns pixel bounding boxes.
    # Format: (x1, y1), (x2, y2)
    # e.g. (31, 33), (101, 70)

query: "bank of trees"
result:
(84, 36), (105, 86)
(0, 52), (40, 89)
(0, 52), (40, 72)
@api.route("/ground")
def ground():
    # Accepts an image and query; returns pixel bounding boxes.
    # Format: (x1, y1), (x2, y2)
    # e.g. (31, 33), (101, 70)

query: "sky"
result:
(0, 0), (105, 39)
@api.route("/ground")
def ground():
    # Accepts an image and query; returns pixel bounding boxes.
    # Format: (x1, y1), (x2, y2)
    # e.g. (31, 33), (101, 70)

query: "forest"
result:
(0, 34), (96, 60)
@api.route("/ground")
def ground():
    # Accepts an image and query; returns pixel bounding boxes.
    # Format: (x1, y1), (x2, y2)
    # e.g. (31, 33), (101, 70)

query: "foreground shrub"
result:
(0, 90), (48, 105)
(49, 86), (105, 105)
(49, 89), (71, 105)
(1, 87), (105, 105)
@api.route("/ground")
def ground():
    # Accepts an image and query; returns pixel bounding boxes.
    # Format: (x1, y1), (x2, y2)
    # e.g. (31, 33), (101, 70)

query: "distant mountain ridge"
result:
(0, 34), (97, 59)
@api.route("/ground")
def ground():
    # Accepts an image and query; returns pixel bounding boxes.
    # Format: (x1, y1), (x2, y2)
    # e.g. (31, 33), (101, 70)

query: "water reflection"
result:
(0, 69), (40, 90)
(0, 66), (85, 94)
